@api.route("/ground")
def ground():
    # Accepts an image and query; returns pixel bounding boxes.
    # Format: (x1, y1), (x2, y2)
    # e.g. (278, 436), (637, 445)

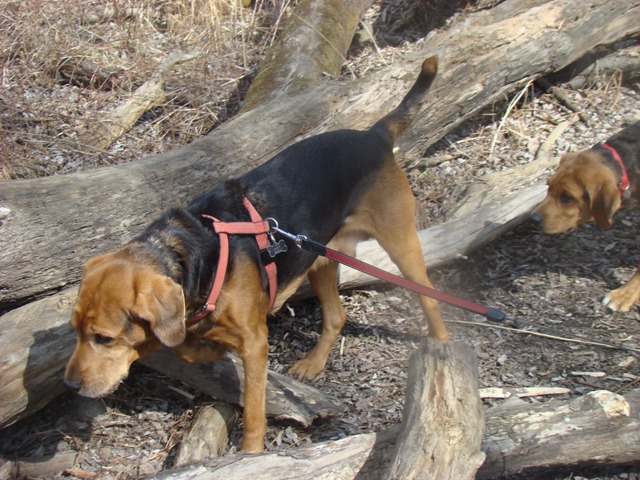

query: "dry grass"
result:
(0, 0), (294, 179)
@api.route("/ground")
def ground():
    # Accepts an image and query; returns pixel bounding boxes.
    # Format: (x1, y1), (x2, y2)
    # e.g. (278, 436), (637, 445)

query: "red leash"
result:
(270, 223), (506, 322)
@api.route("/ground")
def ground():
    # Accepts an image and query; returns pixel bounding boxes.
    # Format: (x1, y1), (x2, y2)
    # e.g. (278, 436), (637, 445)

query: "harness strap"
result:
(240, 197), (278, 310)
(188, 197), (277, 324)
(602, 143), (629, 198)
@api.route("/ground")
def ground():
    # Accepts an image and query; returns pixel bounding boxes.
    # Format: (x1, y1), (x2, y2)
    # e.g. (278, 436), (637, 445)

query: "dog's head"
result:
(64, 250), (186, 397)
(532, 150), (621, 234)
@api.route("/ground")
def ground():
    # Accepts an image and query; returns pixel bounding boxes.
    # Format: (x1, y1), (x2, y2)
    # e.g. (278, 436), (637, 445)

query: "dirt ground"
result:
(1, 1), (639, 479)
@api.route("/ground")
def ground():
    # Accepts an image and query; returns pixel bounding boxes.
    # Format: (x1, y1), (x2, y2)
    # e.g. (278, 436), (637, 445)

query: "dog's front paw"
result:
(602, 281), (640, 312)
(289, 357), (326, 381)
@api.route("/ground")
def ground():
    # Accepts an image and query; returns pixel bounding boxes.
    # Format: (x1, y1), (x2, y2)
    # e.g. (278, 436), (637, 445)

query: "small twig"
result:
(448, 318), (640, 353)
(359, 21), (387, 66)
(537, 77), (591, 126)
(488, 78), (534, 160)
(533, 115), (576, 162)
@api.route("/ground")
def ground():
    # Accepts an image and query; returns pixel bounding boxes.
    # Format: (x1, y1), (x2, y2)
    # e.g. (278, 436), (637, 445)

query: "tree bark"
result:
(151, 389), (640, 480)
(174, 403), (238, 467)
(384, 340), (485, 480)
(1, 0), (639, 307)
(477, 388), (640, 479)
(0, 296), (344, 429)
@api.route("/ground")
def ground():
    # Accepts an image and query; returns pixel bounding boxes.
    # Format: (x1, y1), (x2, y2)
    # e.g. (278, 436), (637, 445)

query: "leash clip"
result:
(267, 218), (308, 250)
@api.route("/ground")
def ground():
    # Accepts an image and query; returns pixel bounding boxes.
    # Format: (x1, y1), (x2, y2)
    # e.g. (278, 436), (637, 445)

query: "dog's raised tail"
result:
(371, 56), (438, 145)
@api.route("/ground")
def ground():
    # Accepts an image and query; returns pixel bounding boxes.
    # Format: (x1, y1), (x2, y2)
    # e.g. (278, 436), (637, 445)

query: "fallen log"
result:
(2, 0), (639, 307)
(0, 300), (344, 429)
(477, 388), (640, 478)
(161, 427), (400, 480)
(550, 39), (640, 89)
(139, 349), (346, 427)
(152, 388), (640, 479)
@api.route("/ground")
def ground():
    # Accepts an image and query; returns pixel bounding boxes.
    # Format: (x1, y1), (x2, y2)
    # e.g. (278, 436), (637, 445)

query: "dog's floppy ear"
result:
(132, 272), (186, 347)
(585, 180), (621, 229)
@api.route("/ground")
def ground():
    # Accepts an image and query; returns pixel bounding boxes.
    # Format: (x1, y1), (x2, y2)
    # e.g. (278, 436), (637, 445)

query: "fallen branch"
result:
(70, 50), (199, 153)
(139, 348), (346, 427)
(536, 77), (591, 126)
(479, 386), (571, 399)
(56, 57), (118, 90)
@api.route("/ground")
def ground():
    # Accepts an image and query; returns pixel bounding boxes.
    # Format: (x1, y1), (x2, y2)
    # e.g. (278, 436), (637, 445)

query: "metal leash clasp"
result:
(266, 218), (307, 250)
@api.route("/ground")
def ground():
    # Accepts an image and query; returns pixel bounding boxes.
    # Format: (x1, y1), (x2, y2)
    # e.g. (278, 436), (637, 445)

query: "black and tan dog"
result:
(532, 120), (640, 311)
(64, 57), (447, 452)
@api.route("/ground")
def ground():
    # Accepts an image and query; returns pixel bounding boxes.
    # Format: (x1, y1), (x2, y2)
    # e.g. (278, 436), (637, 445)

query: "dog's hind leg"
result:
(366, 163), (449, 342)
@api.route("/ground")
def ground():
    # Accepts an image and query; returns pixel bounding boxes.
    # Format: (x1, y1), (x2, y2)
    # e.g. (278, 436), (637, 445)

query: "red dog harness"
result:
(188, 197), (278, 323)
(602, 143), (629, 199)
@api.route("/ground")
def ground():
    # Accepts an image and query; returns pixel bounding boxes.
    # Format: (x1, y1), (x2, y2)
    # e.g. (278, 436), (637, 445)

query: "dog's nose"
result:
(530, 211), (542, 223)
(64, 376), (81, 392)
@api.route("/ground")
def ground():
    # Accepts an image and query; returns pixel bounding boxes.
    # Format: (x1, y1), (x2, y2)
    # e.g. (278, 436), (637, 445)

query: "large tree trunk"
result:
(1, 0), (640, 428)
(1, 0), (638, 307)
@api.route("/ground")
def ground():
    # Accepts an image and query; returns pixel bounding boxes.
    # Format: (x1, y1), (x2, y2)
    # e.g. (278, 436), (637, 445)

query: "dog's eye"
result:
(559, 194), (574, 204)
(94, 334), (114, 345)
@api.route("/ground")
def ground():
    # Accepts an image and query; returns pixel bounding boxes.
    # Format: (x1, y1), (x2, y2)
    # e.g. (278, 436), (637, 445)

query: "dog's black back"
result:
(188, 58), (438, 287)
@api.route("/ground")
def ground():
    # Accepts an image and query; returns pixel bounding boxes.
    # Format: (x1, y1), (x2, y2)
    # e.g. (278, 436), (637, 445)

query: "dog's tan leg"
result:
(378, 229), (448, 341)
(208, 257), (270, 452)
(603, 266), (640, 312)
(239, 322), (269, 452)
(289, 257), (347, 380)
(369, 165), (449, 342)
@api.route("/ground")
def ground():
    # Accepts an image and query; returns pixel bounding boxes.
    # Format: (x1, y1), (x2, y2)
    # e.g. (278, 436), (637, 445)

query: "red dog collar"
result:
(602, 143), (629, 197)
